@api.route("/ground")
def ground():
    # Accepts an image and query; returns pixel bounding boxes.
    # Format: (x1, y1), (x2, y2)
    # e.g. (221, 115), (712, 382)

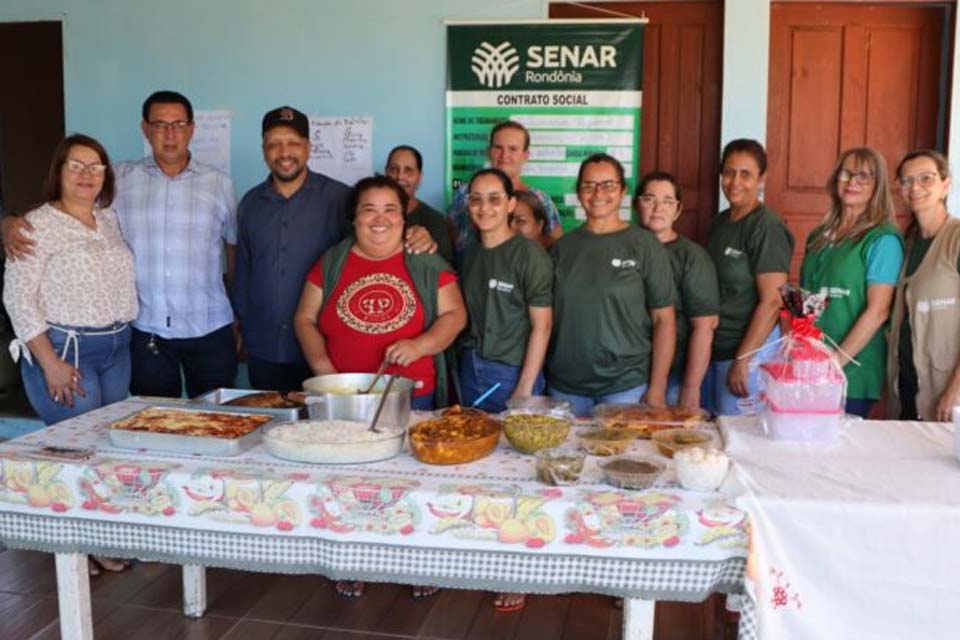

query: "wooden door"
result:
(765, 3), (948, 279)
(549, 1), (724, 243)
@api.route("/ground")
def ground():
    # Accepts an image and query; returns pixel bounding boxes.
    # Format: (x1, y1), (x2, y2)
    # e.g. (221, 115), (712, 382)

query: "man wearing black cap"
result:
(232, 106), (350, 391)
(233, 106), (439, 391)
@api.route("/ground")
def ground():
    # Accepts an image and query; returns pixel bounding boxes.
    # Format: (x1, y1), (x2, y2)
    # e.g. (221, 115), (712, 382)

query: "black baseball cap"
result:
(262, 105), (309, 139)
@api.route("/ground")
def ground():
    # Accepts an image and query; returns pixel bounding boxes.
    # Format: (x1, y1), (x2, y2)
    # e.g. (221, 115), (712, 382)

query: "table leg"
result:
(182, 564), (207, 617)
(54, 553), (93, 640)
(622, 597), (655, 640)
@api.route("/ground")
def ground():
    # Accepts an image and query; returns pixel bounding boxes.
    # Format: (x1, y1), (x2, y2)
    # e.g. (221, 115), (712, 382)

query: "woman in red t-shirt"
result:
(295, 175), (465, 412)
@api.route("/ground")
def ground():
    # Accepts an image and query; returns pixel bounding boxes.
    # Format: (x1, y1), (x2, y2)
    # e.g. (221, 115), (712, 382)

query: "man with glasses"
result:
(4, 90), (240, 398)
(115, 90), (239, 397)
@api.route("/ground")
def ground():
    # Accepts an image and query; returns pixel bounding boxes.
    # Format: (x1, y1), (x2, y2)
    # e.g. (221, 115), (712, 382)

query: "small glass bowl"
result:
(534, 447), (586, 486)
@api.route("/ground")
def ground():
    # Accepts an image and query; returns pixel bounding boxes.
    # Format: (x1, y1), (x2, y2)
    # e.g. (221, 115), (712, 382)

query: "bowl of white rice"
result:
(262, 419), (405, 464)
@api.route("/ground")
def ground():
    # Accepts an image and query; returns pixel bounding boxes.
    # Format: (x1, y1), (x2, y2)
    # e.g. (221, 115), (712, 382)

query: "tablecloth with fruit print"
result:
(0, 399), (746, 603)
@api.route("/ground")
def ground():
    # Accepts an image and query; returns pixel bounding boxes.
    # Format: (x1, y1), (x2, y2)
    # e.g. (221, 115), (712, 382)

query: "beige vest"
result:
(887, 217), (960, 420)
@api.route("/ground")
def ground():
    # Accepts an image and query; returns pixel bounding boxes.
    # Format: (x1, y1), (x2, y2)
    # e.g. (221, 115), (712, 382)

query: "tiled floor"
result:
(0, 548), (734, 639)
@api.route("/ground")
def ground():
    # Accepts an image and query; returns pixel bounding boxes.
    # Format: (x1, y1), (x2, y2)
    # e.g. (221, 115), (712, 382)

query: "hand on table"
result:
(678, 385), (701, 410)
(641, 386), (667, 408)
(934, 385), (960, 422)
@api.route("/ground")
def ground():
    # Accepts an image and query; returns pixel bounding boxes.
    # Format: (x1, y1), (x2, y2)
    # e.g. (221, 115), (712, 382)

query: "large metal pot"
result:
(301, 373), (415, 430)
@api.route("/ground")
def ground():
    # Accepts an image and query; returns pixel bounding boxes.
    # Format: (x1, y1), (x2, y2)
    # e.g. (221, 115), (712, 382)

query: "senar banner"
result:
(445, 20), (645, 229)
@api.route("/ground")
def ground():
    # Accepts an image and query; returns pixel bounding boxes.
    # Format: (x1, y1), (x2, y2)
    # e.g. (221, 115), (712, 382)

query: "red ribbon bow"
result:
(789, 315), (823, 340)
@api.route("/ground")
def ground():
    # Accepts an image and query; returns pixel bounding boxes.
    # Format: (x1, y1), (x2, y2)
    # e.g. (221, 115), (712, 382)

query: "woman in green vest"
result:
(887, 150), (960, 421)
(800, 147), (904, 418)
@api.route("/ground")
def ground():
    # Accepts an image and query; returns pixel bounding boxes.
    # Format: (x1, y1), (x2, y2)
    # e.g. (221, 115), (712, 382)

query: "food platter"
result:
(107, 405), (276, 456)
(192, 388), (307, 421)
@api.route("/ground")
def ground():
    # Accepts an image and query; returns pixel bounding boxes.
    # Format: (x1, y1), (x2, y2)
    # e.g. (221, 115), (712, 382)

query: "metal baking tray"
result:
(106, 405), (278, 456)
(192, 388), (307, 421)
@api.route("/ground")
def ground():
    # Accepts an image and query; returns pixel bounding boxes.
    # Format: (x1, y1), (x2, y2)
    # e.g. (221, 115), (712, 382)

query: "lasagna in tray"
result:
(109, 407), (272, 439)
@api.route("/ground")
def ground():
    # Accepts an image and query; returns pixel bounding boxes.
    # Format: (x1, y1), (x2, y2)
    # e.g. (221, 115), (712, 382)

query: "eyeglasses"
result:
(638, 194), (679, 208)
(148, 120), (191, 132)
(837, 169), (875, 184)
(898, 172), (940, 190)
(64, 159), (107, 176)
(579, 180), (622, 194)
(467, 192), (508, 207)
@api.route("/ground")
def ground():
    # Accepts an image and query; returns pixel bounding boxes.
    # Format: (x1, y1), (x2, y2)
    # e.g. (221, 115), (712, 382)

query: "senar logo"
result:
(472, 41), (520, 88)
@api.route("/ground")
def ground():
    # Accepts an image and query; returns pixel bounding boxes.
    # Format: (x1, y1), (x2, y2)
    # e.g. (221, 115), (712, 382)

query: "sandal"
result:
(335, 581), (365, 599)
(493, 592), (526, 612)
(412, 585), (440, 600)
(89, 556), (130, 576)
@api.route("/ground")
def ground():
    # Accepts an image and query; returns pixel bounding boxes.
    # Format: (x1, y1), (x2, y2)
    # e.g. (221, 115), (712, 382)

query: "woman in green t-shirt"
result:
(458, 168), (554, 414)
(547, 153), (676, 417)
(636, 171), (719, 409)
(705, 139), (795, 415)
(800, 147), (903, 418)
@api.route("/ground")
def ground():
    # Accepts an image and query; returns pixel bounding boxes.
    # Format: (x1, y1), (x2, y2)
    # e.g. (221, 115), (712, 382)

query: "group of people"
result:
(2, 88), (960, 596)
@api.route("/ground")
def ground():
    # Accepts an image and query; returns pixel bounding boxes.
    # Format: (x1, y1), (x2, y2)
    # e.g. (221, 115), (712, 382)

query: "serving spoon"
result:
(360, 360), (390, 394)
(368, 375), (398, 433)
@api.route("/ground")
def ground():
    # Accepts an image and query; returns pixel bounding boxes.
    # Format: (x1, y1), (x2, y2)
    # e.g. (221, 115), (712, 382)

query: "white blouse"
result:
(4, 203), (138, 343)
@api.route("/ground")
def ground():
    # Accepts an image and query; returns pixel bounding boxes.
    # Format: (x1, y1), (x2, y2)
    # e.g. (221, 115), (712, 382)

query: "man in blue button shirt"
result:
(232, 106), (350, 391)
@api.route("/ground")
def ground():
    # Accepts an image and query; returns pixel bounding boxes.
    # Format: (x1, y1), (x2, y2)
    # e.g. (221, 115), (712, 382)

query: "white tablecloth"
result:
(721, 416), (960, 640)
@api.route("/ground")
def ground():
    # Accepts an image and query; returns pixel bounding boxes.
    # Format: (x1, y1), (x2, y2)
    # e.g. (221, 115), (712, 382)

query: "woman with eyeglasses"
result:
(799, 148), (903, 418)
(636, 172), (719, 409)
(458, 168), (553, 414)
(3, 134), (137, 577)
(546, 153), (676, 417)
(887, 150), (960, 421)
(705, 139), (794, 415)
(4, 134), (137, 425)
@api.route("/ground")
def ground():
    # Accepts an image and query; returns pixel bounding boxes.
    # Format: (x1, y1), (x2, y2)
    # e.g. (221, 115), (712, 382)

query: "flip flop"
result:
(335, 581), (365, 599)
(493, 593), (526, 612)
(412, 585), (440, 600)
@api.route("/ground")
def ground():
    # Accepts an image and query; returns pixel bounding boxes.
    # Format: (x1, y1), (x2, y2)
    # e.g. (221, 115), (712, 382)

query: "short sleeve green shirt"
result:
(408, 201), (455, 265)
(707, 204), (794, 360)
(547, 225), (674, 395)
(459, 234), (553, 367)
(665, 235), (719, 374)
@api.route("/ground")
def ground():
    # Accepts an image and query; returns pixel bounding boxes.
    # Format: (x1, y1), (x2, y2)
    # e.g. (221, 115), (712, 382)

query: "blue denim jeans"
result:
(411, 394), (436, 412)
(702, 325), (781, 416)
(459, 349), (544, 414)
(666, 373), (684, 406)
(547, 384), (648, 418)
(21, 324), (131, 425)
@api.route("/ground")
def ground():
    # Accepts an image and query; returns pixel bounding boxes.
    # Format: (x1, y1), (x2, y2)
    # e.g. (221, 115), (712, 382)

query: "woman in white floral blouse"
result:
(4, 134), (137, 425)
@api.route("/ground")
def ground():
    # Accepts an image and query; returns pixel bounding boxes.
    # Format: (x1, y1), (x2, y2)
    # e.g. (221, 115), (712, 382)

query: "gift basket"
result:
(759, 286), (848, 441)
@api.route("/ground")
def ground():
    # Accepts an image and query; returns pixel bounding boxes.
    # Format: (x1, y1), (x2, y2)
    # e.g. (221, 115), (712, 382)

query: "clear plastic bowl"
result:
(534, 447), (586, 486)
(651, 427), (717, 459)
(501, 408), (574, 454)
(577, 427), (637, 456)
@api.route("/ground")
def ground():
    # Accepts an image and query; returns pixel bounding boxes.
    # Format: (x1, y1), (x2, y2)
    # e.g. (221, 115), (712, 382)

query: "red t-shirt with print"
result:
(306, 250), (457, 397)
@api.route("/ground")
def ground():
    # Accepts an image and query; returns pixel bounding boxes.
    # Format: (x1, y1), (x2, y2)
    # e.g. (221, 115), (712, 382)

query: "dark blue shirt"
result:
(232, 170), (350, 363)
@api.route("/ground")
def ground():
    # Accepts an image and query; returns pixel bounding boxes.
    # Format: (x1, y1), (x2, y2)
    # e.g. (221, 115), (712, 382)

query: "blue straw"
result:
(470, 382), (502, 408)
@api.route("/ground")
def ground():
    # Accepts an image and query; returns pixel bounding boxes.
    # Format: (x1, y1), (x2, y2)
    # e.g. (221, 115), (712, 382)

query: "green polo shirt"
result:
(459, 234), (553, 367)
(707, 204), (794, 361)
(666, 235), (719, 375)
(547, 224), (674, 395)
